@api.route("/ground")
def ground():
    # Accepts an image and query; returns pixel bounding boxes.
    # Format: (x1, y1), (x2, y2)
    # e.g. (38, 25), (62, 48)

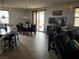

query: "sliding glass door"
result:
(32, 11), (45, 32)
(37, 11), (44, 31)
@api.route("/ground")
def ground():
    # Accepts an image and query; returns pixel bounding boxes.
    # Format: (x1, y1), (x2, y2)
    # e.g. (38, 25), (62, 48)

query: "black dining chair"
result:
(29, 24), (36, 35)
(2, 31), (18, 50)
(16, 24), (22, 32)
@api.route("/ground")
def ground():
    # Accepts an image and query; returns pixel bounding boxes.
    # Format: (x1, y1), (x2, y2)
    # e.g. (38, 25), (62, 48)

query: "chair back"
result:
(55, 32), (70, 53)
(66, 30), (75, 39)
(31, 24), (36, 31)
(55, 26), (62, 33)
(16, 24), (20, 31)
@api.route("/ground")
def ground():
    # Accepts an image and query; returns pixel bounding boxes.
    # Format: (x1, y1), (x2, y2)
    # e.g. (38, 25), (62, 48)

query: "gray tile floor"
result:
(0, 32), (58, 59)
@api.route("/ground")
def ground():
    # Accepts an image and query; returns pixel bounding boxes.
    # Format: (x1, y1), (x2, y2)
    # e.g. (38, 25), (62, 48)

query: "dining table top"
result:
(0, 26), (12, 36)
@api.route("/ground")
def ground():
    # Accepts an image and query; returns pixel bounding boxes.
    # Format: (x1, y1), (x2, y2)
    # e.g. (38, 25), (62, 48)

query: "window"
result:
(0, 10), (9, 24)
(74, 8), (79, 27)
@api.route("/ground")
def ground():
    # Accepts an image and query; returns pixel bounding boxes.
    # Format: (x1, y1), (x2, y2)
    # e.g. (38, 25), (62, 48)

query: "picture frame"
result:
(53, 10), (62, 16)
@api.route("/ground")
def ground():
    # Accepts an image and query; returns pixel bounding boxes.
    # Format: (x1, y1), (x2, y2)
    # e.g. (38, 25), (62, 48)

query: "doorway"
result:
(32, 11), (45, 32)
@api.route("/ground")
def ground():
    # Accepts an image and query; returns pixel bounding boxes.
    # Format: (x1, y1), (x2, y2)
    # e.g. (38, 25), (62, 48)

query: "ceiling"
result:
(0, 0), (79, 9)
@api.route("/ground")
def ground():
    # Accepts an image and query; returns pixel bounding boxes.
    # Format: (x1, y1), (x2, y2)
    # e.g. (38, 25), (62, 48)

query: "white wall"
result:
(9, 8), (29, 26)
(1, 8), (30, 27)
(27, 3), (79, 32)
(44, 4), (75, 32)
(44, 3), (79, 32)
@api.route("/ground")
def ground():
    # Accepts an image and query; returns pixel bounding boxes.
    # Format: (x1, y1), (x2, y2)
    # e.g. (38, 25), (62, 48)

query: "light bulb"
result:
(2, 15), (6, 19)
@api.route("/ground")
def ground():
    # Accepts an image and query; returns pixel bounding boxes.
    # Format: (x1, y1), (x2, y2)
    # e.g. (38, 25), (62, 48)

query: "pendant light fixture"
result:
(2, 0), (6, 19)
(23, 5), (29, 22)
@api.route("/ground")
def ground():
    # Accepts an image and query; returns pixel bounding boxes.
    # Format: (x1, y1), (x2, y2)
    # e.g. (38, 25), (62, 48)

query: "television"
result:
(48, 17), (67, 25)
(48, 18), (57, 24)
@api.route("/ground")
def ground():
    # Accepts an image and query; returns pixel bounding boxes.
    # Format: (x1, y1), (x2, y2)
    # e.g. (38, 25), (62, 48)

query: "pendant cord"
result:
(2, 0), (4, 10)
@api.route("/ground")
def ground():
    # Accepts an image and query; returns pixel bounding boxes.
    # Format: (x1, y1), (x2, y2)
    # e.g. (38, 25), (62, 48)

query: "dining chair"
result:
(2, 31), (18, 50)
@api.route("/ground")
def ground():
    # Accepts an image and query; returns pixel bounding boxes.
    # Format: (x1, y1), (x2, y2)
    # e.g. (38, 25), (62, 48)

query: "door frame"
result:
(32, 11), (37, 25)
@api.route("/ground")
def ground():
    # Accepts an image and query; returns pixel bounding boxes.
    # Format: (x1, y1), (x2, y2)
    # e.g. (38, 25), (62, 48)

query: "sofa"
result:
(54, 32), (79, 59)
